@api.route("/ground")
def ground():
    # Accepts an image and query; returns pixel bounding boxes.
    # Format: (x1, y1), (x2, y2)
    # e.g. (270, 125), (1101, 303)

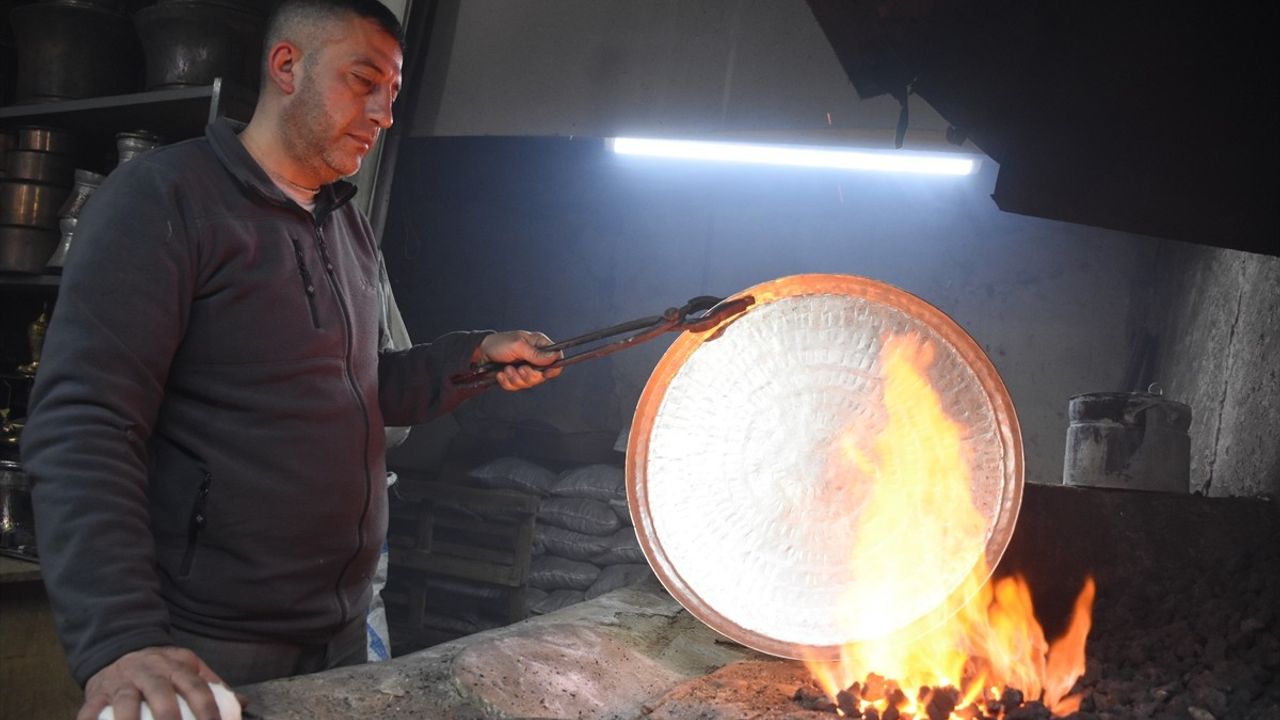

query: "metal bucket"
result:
(1063, 391), (1191, 492)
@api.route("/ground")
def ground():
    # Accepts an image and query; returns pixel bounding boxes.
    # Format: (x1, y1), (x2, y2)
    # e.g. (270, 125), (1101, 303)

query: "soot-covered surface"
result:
(643, 536), (1277, 720)
(648, 486), (1280, 720)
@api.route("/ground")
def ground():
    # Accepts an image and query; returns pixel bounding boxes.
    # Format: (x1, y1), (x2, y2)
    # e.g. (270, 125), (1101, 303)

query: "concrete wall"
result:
(382, 137), (1158, 486)
(411, 0), (951, 146)
(1141, 244), (1280, 497)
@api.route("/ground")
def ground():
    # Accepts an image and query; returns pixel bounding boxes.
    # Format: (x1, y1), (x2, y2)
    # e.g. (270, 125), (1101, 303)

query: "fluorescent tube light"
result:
(611, 137), (978, 176)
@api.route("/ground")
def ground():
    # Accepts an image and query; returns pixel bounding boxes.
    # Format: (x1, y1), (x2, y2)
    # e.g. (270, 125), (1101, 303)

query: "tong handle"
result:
(451, 294), (751, 388)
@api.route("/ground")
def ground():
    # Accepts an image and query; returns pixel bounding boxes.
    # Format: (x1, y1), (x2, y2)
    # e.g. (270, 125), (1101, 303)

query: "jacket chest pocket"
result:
(185, 234), (345, 364)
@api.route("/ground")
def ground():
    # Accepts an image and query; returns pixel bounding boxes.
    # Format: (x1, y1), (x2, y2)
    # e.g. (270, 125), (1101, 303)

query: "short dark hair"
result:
(263, 0), (404, 57)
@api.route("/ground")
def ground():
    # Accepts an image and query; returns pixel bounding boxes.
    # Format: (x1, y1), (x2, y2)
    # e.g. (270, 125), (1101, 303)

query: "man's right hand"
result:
(79, 646), (229, 720)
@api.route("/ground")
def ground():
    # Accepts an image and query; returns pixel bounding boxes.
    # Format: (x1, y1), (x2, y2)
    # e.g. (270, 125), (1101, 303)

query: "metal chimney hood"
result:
(807, 0), (1277, 256)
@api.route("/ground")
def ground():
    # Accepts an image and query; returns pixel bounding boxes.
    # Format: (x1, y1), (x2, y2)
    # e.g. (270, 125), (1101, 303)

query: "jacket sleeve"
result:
(20, 158), (197, 686)
(377, 329), (493, 426)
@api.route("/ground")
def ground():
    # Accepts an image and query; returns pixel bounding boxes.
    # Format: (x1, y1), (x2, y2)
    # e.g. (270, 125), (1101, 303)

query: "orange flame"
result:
(804, 334), (1094, 718)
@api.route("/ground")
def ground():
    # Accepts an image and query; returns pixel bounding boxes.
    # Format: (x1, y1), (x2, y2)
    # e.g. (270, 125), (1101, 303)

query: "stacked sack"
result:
(525, 462), (654, 616)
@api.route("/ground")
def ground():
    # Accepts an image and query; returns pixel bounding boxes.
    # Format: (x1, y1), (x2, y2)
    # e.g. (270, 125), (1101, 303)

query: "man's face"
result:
(282, 15), (403, 182)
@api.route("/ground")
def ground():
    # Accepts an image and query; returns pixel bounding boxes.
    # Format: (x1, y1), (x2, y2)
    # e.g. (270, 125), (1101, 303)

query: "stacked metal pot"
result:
(2, 1), (272, 272)
(0, 126), (76, 273)
(7, 0), (271, 102)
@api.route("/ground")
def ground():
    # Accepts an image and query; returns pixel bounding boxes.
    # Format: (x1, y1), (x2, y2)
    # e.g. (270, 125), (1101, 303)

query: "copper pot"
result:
(0, 179), (69, 228)
(5, 149), (76, 185)
(14, 126), (78, 155)
(626, 274), (1023, 660)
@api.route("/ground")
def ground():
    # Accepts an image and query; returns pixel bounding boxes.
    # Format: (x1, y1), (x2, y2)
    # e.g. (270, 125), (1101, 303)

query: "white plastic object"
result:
(97, 681), (241, 720)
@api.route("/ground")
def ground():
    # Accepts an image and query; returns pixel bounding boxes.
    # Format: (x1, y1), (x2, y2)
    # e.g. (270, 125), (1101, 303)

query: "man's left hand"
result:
(475, 331), (563, 391)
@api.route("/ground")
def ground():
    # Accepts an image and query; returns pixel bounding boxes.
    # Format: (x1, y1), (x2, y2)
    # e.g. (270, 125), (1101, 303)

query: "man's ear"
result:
(264, 41), (302, 95)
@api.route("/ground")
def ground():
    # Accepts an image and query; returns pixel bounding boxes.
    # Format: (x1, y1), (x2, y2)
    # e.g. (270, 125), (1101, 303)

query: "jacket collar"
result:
(206, 117), (358, 219)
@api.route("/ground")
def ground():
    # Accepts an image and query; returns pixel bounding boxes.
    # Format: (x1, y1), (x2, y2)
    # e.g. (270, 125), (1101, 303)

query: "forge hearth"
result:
(238, 484), (1277, 720)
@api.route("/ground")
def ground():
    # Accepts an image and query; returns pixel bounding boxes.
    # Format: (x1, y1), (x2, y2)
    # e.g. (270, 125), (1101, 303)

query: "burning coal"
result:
(801, 334), (1096, 718)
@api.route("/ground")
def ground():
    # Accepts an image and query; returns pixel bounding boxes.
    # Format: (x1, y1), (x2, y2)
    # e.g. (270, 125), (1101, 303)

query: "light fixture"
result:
(610, 137), (978, 176)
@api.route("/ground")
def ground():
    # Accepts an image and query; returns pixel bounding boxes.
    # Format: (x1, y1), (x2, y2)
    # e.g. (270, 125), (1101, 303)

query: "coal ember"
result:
(925, 686), (961, 720)
(838, 687), (862, 716)
(791, 529), (1279, 719)
(794, 682), (838, 713)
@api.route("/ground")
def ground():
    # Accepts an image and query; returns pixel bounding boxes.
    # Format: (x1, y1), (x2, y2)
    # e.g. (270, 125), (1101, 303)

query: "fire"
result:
(803, 334), (1095, 718)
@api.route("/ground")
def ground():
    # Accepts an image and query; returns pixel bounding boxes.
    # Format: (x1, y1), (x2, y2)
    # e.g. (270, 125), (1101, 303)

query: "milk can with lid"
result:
(1063, 387), (1192, 492)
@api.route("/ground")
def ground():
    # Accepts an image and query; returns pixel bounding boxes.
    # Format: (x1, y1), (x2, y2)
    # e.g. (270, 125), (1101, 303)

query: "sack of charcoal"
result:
(526, 587), (587, 616)
(467, 456), (558, 497)
(537, 496), (621, 536)
(528, 555), (600, 592)
(551, 463), (632, 527)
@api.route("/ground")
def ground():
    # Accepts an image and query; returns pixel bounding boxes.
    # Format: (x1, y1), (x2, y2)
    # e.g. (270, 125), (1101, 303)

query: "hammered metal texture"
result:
(628, 275), (1022, 660)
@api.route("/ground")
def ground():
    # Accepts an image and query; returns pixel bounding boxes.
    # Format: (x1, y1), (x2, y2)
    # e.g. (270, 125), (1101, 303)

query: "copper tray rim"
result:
(625, 273), (1024, 660)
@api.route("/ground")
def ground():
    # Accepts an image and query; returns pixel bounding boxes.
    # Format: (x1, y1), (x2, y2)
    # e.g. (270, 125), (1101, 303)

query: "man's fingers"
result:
(522, 331), (562, 363)
(172, 671), (222, 720)
(76, 693), (110, 720)
(109, 686), (145, 720)
(136, 674), (188, 720)
(496, 365), (550, 391)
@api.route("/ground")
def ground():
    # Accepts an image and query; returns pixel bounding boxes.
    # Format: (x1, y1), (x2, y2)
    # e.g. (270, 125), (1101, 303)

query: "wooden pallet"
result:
(384, 478), (538, 648)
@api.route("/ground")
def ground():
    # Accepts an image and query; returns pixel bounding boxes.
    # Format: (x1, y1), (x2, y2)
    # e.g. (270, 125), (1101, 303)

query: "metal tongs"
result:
(451, 294), (756, 389)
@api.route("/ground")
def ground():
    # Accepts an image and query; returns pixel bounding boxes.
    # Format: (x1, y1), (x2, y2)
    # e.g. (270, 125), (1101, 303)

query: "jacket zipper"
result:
(180, 472), (213, 577)
(289, 235), (322, 329)
(313, 222), (375, 629)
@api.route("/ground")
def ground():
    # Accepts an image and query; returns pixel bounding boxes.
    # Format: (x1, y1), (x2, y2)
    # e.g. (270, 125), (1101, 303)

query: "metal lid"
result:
(1068, 392), (1192, 430)
(627, 274), (1023, 660)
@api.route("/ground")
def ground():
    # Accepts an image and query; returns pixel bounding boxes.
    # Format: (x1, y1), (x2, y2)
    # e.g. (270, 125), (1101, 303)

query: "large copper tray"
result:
(626, 274), (1023, 660)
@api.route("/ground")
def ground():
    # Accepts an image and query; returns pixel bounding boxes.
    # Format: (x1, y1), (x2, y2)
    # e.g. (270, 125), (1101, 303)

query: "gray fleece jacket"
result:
(21, 119), (487, 685)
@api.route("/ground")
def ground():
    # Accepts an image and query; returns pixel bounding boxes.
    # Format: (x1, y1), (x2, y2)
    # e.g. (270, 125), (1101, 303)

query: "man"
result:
(20, 2), (560, 719)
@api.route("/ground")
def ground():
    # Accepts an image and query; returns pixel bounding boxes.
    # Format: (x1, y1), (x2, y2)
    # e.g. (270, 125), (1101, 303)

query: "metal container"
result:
(9, 0), (142, 101)
(135, 0), (268, 90)
(0, 460), (36, 552)
(4, 149), (77, 186)
(115, 130), (163, 166)
(57, 168), (106, 220)
(0, 129), (13, 177)
(14, 126), (78, 155)
(1063, 391), (1192, 492)
(46, 216), (77, 271)
(0, 225), (61, 274)
(0, 179), (70, 228)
